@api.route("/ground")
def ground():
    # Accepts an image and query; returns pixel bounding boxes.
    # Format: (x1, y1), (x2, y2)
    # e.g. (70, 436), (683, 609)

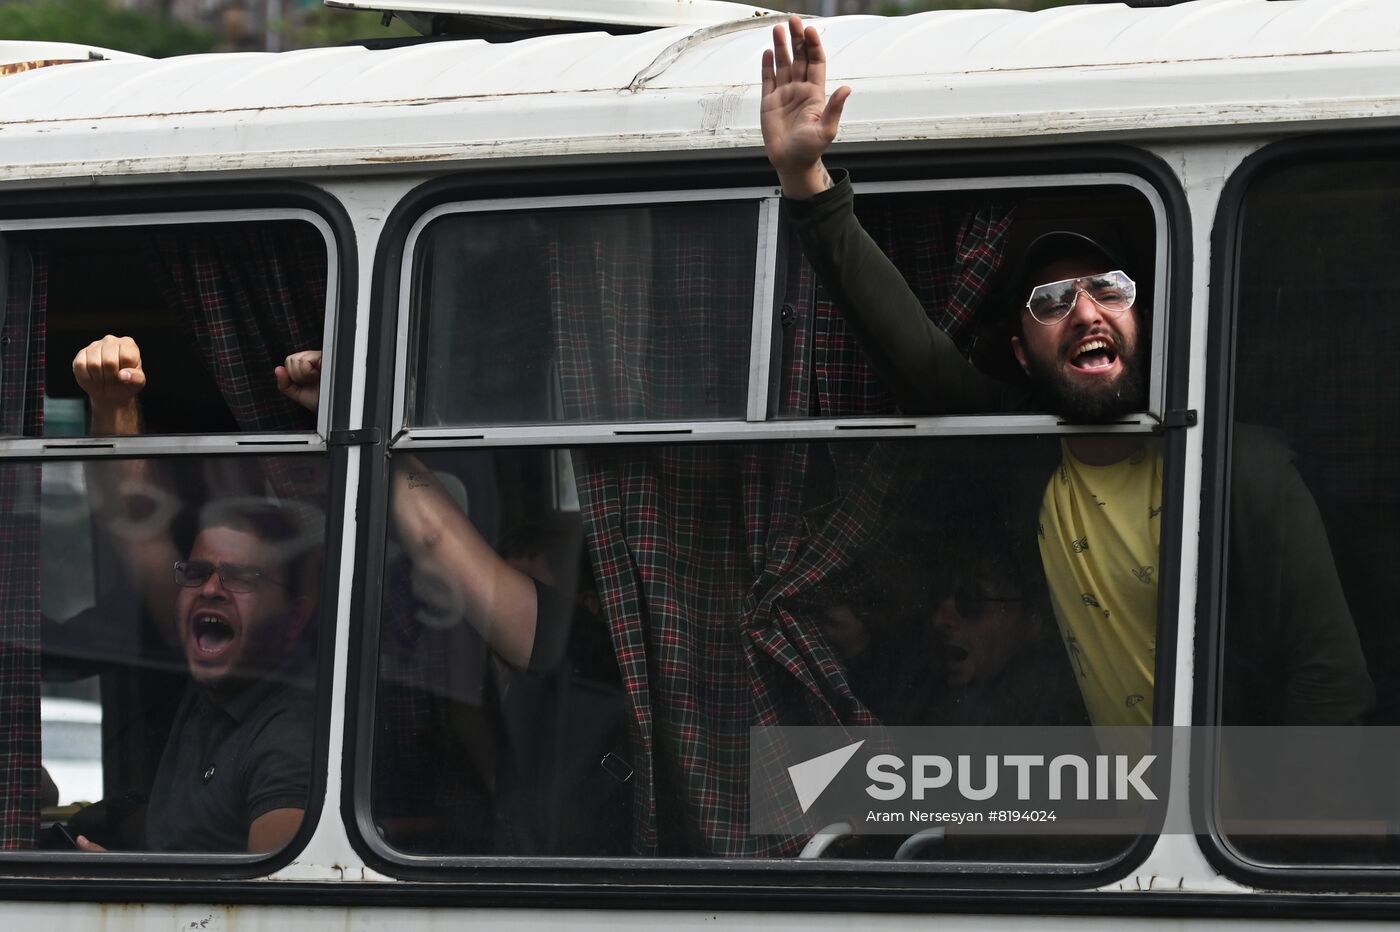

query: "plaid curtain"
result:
(549, 204), (753, 422)
(145, 223), (327, 503)
(146, 223), (324, 433)
(0, 247), (47, 848)
(871, 196), (1015, 357)
(552, 197), (1011, 856)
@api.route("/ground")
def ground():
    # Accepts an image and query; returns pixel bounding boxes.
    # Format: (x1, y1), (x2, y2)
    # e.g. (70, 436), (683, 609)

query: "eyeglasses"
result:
(1025, 269), (1136, 325)
(953, 585), (1022, 621)
(173, 560), (287, 594)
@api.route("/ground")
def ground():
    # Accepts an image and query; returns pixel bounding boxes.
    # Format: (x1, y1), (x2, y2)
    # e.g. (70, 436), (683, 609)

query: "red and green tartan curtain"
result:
(550, 195), (1013, 856)
(146, 223), (325, 434)
(145, 222), (327, 502)
(0, 246), (47, 849)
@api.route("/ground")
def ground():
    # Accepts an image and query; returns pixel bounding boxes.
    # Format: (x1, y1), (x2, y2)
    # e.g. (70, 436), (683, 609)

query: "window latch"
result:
(1160, 409), (1198, 429)
(328, 428), (383, 447)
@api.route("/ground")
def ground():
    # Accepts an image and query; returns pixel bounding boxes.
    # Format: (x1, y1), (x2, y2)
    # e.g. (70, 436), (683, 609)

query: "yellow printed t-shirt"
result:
(1038, 441), (1163, 726)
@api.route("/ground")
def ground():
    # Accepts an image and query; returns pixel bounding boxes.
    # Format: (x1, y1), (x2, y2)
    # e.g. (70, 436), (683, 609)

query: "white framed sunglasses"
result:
(1025, 269), (1136, 325)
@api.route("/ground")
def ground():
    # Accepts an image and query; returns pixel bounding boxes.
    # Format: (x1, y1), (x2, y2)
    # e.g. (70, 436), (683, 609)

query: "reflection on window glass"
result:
(2, 455), (327, 854)
(370, 437), (1155, 862)
(1223, 157), (1396, 864)
(41, 694), (102, 806)
(409, 201), (758, 427)
(0, 219), (327, 437)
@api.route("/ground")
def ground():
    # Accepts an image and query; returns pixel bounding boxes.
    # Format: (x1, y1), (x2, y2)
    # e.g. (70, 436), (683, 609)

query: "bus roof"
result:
(0, 40), (147, 74)
(2, 0), (1399, 183)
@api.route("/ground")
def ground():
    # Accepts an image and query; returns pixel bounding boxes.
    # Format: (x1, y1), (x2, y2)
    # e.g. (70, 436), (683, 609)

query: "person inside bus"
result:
(490, 522), (631, 856)
(758, 16), (1374, 727)
(806, 523), (940, 725)
(69, 337), (319, 853)
(70, 509), (315, 853)
(912, 531), (1088, 728)
(277, 350), (615, 687)
(819, 495), (1085, 727)
(279, 349), (634, 855)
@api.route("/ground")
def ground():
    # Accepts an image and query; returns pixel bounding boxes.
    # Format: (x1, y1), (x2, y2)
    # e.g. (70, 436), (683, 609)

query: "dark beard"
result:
(1024, 338), (1148, 424)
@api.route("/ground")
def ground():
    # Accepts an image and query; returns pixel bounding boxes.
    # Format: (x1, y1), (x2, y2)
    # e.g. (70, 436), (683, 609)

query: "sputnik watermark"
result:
(865, 752), (1156, 802)
(788, 740), (864, 814)
(753, 726), (1400, 837)
(752, 726), (1169, 836)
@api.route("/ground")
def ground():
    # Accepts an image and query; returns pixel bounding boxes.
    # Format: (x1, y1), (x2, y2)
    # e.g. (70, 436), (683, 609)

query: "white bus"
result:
(1, 0), (1398, 926)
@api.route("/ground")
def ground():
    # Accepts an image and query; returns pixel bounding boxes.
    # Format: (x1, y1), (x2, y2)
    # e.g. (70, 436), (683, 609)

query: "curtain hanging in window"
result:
(550, 197), (1012, 856)
(0, 247), (47, 848)
(145, 222), (327, 500)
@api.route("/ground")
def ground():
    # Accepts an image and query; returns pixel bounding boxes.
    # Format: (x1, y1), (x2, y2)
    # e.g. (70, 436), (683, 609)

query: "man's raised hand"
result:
(275, 350), (322, 413)
(760, 15), (850, 199)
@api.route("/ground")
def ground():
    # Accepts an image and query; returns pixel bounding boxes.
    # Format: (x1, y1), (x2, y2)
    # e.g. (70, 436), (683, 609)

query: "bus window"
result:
(0, 208), (336, 860)
(366, 176), (1174, 869)
(770, 183), (1161, 420)
(368, 440), (1143, 861)
(405, 200), (758, 428)
(17, 455), (328, 855)
(1216, 153), (1400, 868)
(1, 218), (330, 438)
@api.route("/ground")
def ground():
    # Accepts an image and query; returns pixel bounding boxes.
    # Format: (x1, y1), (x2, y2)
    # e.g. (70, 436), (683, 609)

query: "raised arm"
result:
(760, 24), (1015, 415)
(276, 351), (540, 670)
(388, 454), (539, 670)
(72, 335), (182, 645)
(760, 16), (850, 200)
(73, 334), (146, 435)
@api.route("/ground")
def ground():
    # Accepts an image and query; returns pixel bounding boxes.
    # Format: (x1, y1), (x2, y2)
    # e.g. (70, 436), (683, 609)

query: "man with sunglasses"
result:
(71, 338), (317, 853)
(922, 546), (1087, 728)
(760, 16), (1373, 728)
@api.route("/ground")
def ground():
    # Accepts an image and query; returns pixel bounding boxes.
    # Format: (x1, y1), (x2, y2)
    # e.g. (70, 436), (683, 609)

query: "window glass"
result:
(1222, 156), (1400, 865)
(407, 201), (759, 427)
(368, 437), (1158, 862)
(0, 212), (335, 853)
(0, 219), (329, 437)
(2, 454), (328, 854)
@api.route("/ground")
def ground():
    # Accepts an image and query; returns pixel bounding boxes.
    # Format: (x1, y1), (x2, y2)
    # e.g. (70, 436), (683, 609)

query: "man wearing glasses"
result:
(760, 16), (1373, 728)
(71, 338), (316, 853)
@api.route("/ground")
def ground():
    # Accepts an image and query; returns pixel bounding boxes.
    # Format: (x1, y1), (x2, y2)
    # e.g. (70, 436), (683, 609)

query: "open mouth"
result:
(193, 614), (235, 655)
(1070, 337), (1118, 371)
(944, 644), (969, 665)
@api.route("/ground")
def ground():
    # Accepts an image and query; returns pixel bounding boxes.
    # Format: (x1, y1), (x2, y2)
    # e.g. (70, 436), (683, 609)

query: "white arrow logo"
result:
(788, 740), (865, 813)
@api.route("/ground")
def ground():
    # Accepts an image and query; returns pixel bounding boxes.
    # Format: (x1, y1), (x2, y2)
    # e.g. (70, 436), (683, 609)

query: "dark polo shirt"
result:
(145, 676), (314, 852)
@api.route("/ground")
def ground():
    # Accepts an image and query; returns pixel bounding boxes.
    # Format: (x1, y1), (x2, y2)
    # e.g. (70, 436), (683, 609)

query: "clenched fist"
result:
(72, 335), (146, 435)
(275, 350), (321, 413)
